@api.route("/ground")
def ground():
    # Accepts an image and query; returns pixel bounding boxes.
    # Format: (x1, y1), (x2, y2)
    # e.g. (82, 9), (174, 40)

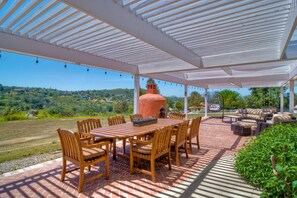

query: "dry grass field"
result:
(0, 116), (123, 163)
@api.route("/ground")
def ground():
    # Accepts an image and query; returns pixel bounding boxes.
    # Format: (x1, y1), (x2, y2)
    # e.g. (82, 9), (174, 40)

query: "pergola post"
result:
(204, 88), (208, 118)
(289, 80), (295, 113)
(134, 74), (140, 114)
(280, 86), (284, 113)
(184, 85), (188, 120)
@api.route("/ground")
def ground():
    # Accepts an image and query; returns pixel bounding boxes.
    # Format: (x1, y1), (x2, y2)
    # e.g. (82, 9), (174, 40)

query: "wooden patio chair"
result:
(171, 121), (189, 166)
(168, 113), (185, 120)
(129, 126), (173, 182)
(187, 117), (202, 153)
(107, 115), (127, 154)
(57, 128), (109, 193)
(77, 118), (110, 144)
(130, 114), (144, 122)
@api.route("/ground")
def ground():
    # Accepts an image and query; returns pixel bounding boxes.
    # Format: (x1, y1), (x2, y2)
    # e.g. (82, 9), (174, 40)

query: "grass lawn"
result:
(0, 113), (225, 163)
(0, 116), (121, 163)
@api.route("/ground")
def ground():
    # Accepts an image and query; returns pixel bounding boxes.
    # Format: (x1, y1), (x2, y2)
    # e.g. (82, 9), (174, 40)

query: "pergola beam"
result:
(62, 0), (203, 68)
(0, 32), (138, 74)
(279, 0), (297, 59)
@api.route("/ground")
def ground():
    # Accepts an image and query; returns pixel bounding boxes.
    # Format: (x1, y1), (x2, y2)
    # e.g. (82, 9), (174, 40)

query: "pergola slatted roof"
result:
(0, 0), (296, 89)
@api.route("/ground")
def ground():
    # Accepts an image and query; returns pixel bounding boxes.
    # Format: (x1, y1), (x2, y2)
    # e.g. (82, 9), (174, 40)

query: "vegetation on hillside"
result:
(0, 84), (143, 121)
(0, 84), (295, 122)
(235, 124), (297, 197)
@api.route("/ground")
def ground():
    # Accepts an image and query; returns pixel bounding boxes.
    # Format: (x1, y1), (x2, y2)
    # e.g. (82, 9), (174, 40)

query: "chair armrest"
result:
(129, 138), (153, 145)
(82, 141), (110, 149)
(80, 137), (92, 141)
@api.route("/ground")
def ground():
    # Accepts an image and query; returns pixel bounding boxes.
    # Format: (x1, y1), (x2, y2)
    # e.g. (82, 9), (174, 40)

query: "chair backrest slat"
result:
(77, 119), (101, 138)
(108, 115), (126, 126)
(189, 117), (202, 139)
(57, 129), (82, 161)
(152, 126), (173, 155)
(176, 121), (189, 146)
(168, 113), (185, 120)
(130, 114), (144, 122)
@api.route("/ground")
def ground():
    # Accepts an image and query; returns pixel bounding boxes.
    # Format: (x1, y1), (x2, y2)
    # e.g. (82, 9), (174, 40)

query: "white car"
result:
(209, 104), (221, 112)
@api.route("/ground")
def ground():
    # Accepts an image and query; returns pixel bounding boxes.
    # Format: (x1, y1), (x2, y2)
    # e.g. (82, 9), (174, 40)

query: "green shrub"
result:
(235, 123), (297, 197)
(1, 112), (28, 121)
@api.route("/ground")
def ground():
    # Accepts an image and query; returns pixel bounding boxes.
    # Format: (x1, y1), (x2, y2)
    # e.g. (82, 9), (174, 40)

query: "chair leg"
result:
(189, 138), (193, 154)
(78, 166), (84, 193)
(184, 142), (189, 158)
(61, 158), (66, 182)
(105, 155), (110, 180)
(167, 152), (172, 170)
(175, 147), (180, 166)
(151, 159), (156, 182)
(130, 148), (134, 174)
(123, 139), (126, 154)
(88, 165), (91, 171)
(196, 135), (200, 149)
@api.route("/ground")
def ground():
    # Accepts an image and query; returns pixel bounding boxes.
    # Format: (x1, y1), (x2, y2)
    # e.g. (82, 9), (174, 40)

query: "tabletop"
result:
(90, 118), (184, 139)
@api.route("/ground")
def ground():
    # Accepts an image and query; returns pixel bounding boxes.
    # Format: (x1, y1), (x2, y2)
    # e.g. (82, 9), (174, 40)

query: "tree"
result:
(174, 100), (184, 112)
(188, 91), (203, 108)
(245, 87), (285, 109)
(114, 101), (129, 113)
(216, 90), (245, 109)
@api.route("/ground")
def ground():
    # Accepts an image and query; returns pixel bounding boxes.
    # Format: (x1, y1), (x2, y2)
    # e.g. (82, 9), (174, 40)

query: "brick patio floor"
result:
(0, 118), (253, 197)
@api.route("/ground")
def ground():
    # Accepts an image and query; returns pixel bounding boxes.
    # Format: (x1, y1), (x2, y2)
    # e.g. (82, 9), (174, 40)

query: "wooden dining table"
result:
(90, 118), (184, 160)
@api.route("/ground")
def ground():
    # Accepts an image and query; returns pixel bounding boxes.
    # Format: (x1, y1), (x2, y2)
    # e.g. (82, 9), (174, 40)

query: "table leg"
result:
(113, 138), (116, 161)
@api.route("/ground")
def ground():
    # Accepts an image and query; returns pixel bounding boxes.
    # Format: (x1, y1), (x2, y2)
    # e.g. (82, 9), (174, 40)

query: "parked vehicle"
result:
(209, 104), (221, 112)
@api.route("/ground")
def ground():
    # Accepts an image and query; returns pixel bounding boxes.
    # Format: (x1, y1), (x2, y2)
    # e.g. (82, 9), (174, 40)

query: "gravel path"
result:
(0, 151), (61, 174)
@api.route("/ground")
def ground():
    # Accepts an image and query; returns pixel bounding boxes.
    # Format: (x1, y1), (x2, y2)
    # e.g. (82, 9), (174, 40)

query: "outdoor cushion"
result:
(82, 147), (106, 160)
(236, 121), (257, 128)
(270, 114), (292, 124)
(132, 144), (152, 155)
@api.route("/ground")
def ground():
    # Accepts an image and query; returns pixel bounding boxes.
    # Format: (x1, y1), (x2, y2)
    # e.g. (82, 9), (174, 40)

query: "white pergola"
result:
(0, 0), (296, 117)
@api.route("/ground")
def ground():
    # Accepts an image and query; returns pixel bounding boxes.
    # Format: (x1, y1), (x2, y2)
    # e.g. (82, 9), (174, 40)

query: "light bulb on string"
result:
(105, 71), (107, 75)
(131, 75), (133, 79)
(0, 50), (2, 58)
(36, 57), (39, 64)
(87, 68), (89, 72)
(120, 74), (122, 77)
(64, 62), (67, 69)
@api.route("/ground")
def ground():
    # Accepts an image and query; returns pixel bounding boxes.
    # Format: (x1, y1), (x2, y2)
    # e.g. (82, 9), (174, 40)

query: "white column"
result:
(134, 74), (140, 114)
(184, 85), (188, 120)
(204, 88), (208, 117)
(280, 86), (284, 113)
(289, 80), (294, 113)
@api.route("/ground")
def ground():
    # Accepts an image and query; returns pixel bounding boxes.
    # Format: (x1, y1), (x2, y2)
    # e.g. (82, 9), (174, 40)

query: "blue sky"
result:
(0, 51), (251, 97)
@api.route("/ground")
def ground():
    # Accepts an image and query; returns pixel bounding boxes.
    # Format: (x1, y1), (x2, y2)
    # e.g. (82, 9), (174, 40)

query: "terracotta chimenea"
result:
(139, 83), (166, 118)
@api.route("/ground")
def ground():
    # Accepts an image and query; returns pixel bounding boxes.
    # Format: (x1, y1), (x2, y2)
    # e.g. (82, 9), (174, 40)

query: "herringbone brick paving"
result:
(0, 118), (251, 197)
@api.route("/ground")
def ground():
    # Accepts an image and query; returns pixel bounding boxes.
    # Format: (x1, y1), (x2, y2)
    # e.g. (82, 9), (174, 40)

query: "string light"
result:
(120, 74), (122, 77)
(142, 78), (144, 81)
(87, 68), (89, 72)
(36, 57), (39, 64)
(64, 62), (67, 69)
(0, 50), (2, 58)
(105, 71), (107, 75)
(131, 75), (133, 79)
